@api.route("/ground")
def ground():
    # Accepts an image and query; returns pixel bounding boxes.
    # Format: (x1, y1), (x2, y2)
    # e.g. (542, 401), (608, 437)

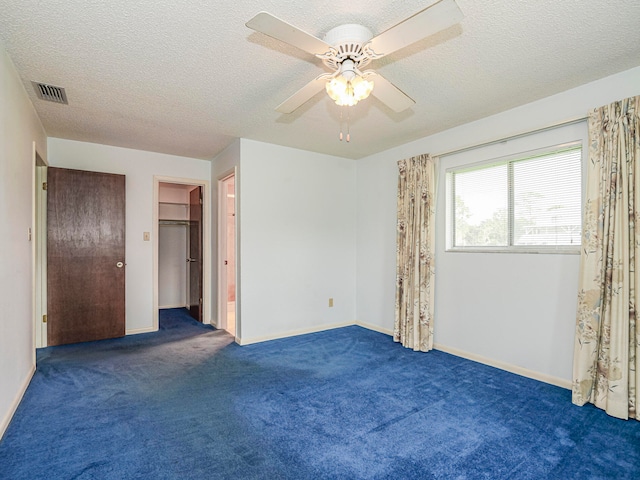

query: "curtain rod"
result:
(435, 116), (588, 159)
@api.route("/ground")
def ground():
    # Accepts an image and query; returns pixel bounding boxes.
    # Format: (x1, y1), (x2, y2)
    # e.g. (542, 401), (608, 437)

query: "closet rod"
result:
(435, 116), (588, 159)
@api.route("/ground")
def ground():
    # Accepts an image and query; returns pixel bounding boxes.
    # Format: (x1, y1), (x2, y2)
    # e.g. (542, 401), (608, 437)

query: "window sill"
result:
(446, 246), (580, 255)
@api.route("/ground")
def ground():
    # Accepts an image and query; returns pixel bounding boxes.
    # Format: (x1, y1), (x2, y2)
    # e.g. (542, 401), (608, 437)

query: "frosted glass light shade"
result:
(326, 75), (374, 107)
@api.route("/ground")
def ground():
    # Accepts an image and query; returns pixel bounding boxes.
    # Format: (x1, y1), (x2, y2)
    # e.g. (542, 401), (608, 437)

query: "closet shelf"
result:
(159, 219), (192, 225)
(159, 202), (189, 223)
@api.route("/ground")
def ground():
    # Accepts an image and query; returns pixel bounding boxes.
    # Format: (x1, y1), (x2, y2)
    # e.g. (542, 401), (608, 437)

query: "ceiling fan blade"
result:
(369, 73), (415, 113)
(246, 12), (332, 56)
(275, 76), (329, 114)
(368, 0), (463, 57)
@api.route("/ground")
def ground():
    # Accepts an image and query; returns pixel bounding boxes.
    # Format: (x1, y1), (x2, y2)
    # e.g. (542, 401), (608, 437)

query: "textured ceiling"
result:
(0, 1), (639, 160)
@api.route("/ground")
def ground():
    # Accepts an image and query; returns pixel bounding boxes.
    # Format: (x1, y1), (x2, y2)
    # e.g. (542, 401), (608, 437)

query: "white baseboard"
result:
(1, 364), (35, 440)
(237, 321), (356, 346)
(433, 343), (572, 390)
(352, 321), (571, 390)
(125, 326), (156, 335)
(356, 320), (393, 336)
(159, 304), (187, 309)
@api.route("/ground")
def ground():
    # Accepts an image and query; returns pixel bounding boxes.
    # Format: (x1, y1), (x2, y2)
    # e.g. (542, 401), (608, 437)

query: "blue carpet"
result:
(0, 308), (639, 479)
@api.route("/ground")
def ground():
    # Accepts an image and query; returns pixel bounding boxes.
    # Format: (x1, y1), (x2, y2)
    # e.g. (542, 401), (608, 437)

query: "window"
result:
(447, 143), (582, 252)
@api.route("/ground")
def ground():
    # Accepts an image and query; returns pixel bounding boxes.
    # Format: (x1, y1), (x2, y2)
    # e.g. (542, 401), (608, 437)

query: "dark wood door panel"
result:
(47, 167), (126, 346)
(189, 186), (203, 322)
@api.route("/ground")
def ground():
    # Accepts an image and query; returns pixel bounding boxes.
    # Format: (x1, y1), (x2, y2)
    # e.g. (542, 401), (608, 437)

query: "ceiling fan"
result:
(246, 0), (463, 114)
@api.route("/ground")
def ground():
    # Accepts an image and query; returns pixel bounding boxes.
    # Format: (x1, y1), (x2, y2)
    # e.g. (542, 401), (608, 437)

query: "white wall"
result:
(159, 182), (191, 205)
(0, 45), (47, 437)
(434, 122), (585, 384)
(158, 226), (188, 308)
(356, 66), (640, 386)
(237, 139), (357, 343)
(47, 138), (211, 333)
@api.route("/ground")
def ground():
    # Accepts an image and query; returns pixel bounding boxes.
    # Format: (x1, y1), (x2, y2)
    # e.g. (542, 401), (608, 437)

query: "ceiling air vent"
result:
(32, 82), (68, 105)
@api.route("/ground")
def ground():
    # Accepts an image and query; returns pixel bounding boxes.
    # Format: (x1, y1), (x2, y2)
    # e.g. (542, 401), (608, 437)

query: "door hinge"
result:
(42, 182), (48, 191)
(42, 314), (47, 323)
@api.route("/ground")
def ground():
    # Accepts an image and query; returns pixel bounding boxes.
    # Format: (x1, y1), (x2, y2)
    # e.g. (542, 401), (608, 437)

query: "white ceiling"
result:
(1, 1), (639, 160)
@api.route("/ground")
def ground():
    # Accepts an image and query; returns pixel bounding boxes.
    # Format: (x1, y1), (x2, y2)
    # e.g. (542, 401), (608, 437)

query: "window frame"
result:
(445, 141), (583, 254)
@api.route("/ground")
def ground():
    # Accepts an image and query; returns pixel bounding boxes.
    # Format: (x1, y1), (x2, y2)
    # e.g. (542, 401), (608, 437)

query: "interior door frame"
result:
(217, 168), (238, 338)
(33, 143), (48, 349)
(153, 176), (211, 330)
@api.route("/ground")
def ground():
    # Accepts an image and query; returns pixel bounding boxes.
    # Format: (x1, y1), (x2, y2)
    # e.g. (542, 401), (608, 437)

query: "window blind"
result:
(451, 145), (582, 250)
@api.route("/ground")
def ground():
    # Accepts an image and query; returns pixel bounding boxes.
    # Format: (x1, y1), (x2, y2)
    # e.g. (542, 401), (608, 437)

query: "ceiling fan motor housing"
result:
(320, 24), (375, 72)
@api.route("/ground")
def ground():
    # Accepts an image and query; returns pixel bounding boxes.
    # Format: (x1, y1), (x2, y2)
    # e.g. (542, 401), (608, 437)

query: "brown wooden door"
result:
(47, 167), (126, 346)
(188, 186), (203, 322)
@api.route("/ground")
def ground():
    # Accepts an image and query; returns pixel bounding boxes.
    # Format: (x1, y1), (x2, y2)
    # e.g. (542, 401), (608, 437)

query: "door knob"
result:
(187, 258), (197, 263)
(116, 262), (124, 268)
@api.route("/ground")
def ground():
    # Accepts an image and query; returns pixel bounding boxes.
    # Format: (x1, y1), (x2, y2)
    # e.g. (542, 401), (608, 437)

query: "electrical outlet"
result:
(143, 232), (150, 241)
(329, 298), (334, 307)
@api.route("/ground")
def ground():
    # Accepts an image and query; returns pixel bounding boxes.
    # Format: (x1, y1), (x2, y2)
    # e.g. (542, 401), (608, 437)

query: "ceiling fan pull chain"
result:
(337, 106), (351, 142)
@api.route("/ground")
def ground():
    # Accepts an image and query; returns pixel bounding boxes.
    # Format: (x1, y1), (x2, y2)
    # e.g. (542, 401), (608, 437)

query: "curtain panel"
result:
(573, 95), (640, 420)
(394, 154), (436, 352)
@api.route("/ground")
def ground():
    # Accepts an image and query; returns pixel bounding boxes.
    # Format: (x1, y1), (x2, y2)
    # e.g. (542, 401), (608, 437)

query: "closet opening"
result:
(156, 180), (208, 326)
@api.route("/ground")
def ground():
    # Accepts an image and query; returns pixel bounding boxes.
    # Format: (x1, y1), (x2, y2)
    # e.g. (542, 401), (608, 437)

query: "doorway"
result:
(218, 172), (236, 336)
(154, 177), (211, 330)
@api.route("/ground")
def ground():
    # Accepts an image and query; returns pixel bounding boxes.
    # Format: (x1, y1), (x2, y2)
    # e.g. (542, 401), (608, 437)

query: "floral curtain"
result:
(394, 154), (436, 352)
(573, 95), (640, 420)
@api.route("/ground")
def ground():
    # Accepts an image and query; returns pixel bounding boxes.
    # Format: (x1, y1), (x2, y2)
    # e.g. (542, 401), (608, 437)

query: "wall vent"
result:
(32, 82), (68, 104)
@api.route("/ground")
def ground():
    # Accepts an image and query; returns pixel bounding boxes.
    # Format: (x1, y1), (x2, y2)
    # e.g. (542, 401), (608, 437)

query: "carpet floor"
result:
(1, 308), (639, 479)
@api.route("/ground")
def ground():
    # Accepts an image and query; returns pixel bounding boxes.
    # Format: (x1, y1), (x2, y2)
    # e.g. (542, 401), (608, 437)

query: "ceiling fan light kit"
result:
(246, 0), (464, 137)
(318, 23), (378, 108)
(325, 75), (374, 107)
(325, 58), (375, 107)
